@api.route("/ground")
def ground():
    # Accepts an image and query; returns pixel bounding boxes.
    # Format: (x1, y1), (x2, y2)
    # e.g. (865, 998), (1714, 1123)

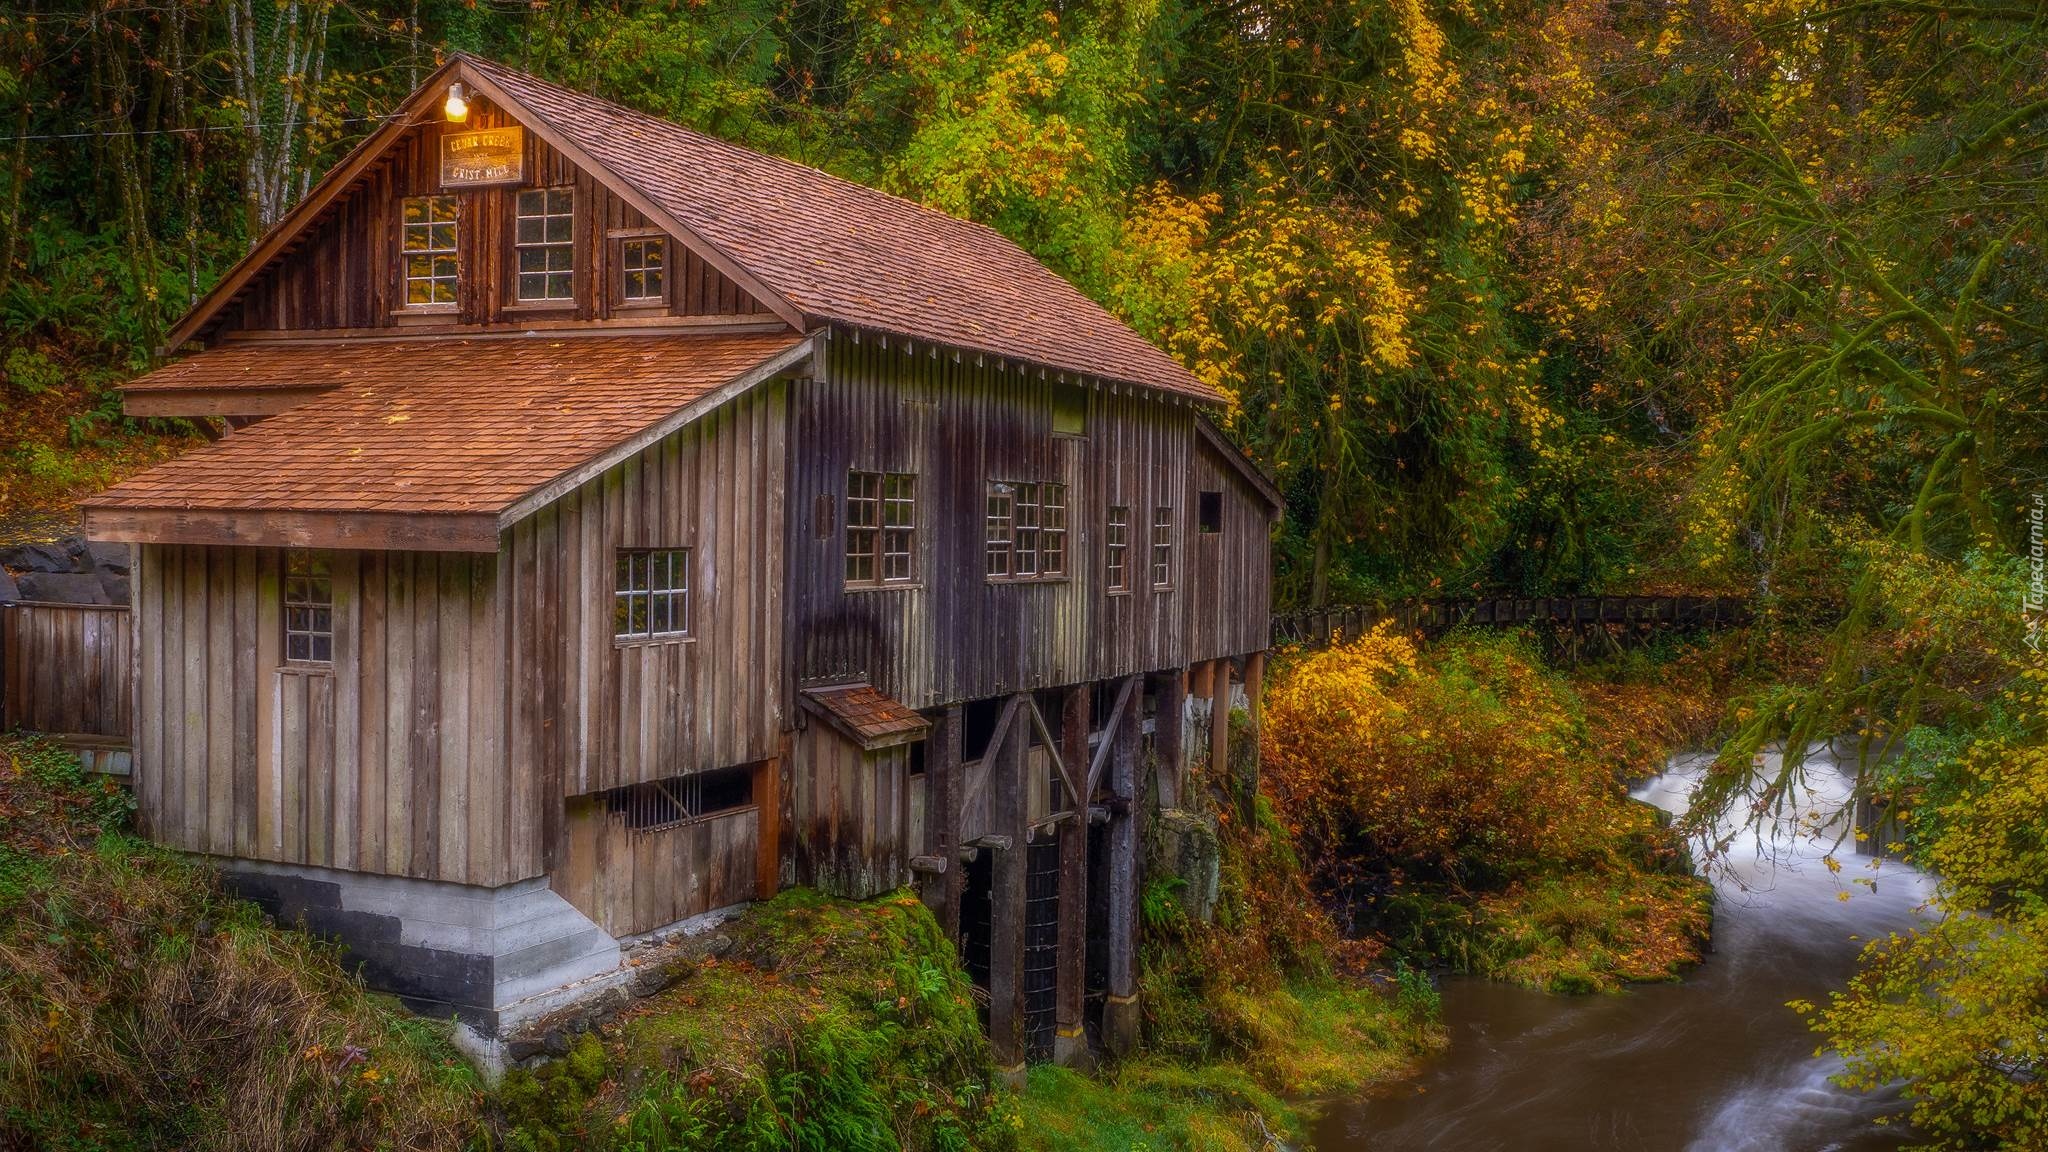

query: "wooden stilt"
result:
(928, 704), (964, 940)
(989, 693), (1028, 1084)
(1104, 673), (1143, 1057)
(1209, 658), (1231, 795)
(754, 755), (780, 899)
(1152, 669), (1185, 811)
(1055, 684), (1090, 1068)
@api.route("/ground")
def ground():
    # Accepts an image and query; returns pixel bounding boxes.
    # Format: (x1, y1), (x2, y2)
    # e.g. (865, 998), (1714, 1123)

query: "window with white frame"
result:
(514, 187), (575, 302)
(284, 550), (333, 663)
(1105, 505), (1130, 593)
(986, 480), (1067, 582)
(846, 470), (917, 586)
(613, 548), (691, 641)
(1150, 506), (1175, 589)
(400, 196), (458, 306)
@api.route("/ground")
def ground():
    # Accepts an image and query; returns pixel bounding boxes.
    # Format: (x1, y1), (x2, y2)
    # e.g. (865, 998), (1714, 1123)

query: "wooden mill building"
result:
(82, 55), (1277, 1071)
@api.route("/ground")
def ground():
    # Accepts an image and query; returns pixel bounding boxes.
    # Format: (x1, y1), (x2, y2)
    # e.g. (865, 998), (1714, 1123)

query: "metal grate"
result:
(1023, 839), (1061, 1061)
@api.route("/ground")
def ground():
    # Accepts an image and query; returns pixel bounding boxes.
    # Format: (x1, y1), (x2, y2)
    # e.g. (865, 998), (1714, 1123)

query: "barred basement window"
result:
(620, 236), (666, 302)
(1151, 506), (1175, 589)
(515, 187), (575, 302)
(1105, 505), (1130, 593)
(284, 550), (333, 663)
(846, 470), (917, 587)
(614, 548), (691, 641)
(987, 480), (1068, 582)
(400, 196), (458, 306)
(605, 764), (755, 833)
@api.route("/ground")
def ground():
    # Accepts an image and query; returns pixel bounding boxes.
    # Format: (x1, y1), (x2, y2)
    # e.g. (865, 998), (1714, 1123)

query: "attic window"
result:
(619, 237), (666, 303)
(515, 187), (575, 302)
(401, 196), (459, 306)
(1199, 491), (1223, 534)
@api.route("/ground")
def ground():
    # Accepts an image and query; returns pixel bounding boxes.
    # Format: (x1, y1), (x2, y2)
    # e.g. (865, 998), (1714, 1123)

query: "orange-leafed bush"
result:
(1262, 626), (1660, 890)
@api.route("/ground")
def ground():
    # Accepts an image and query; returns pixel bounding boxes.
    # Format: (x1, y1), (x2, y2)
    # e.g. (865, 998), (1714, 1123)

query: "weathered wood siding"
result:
(1, 603), (131, 741)
(788, 333), (1271, 711)
(222, 98), (768, 336)
(553, 797), (761, 937)
(133, 544), (529, 886)
(505, 382), (788, 866)
(1186, 435), (1274, 660)
(791, 723), (912, 899)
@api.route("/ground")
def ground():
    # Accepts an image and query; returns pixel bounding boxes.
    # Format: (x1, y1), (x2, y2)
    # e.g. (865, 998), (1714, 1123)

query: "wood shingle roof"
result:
(445, 56), (1215, 403)
(84, 333), (807, 549)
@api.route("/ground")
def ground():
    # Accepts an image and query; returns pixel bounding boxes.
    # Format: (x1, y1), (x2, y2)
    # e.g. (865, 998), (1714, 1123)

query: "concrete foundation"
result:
(222, 859), (621, 1035)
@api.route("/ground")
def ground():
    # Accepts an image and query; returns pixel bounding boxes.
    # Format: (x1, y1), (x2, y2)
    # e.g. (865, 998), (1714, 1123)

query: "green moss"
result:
(514, 888), (1015, 1152)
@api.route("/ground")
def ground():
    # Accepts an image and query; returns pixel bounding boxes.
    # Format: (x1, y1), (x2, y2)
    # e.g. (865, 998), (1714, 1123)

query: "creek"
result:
(1313, 747), (1934, 1152)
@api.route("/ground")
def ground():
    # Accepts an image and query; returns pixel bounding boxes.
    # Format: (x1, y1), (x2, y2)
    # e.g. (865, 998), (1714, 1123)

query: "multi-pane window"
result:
(284, 550), (333, 663)
(1151, 506), (1175, 589)
(514, 187), (575, 302)
(846, 470), (917, 586)
(620, 237), (666, 302)
(1105, 506), (1130, 592)
(613, 548), (691, 641)
(400, 196), (458, 306)
(986, 481), (1068, 582)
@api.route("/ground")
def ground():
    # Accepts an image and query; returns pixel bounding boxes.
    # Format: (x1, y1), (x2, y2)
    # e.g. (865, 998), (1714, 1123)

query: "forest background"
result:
(0, 0), (2044, 1145)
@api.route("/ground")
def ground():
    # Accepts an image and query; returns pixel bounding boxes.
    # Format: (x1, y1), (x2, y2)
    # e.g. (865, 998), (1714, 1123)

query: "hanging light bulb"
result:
(444, 82), (469, 123)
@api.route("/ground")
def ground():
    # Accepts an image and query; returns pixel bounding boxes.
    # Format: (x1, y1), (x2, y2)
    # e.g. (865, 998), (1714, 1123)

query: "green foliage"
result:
(508, 888), (1013, 1152)
(1799, 659), (2048, 1149)
(0, 736), (485, 1151)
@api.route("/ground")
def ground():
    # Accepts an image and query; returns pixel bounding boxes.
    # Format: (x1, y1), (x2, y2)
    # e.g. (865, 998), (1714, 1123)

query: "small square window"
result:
(613, 548), (691, 641)
(620, 237), (666, 303)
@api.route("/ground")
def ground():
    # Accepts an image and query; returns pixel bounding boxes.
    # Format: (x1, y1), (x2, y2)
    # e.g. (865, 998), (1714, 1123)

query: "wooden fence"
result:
(1271, 595), (1751, 660)
(0, 601), (133, 774)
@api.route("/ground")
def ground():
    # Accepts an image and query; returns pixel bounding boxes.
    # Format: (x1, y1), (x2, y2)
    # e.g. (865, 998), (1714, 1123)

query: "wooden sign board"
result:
(440, 126), (526, 188)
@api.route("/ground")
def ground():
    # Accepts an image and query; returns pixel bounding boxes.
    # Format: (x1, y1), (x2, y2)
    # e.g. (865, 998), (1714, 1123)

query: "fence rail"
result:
(0, 601), (133, 773)
(1271, 595), (1751, 655)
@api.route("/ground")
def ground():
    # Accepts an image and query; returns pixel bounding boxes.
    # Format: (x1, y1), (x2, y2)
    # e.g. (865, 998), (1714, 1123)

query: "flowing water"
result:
(1313, 747), (1936, 1152)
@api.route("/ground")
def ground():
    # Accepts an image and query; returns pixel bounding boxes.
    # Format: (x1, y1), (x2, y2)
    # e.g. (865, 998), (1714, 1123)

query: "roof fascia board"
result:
(825, 321), (1224, 408)
(122, 386), (331, 419)
(497, 334), (817, 527)
(160, 58), (464, 354)
(82, 506), (500, 553)
(1194, 415), (1286, 513)
(452, 59), (810, 334)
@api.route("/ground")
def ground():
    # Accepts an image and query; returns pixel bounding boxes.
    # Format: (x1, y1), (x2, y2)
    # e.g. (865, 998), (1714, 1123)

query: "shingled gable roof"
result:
(163, 54), (1215, 405)
(82, 333), (810, 553)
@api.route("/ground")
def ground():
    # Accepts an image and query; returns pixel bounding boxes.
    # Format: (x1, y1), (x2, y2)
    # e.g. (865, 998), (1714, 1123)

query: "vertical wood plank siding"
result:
(789, 335), (1272, 709)
(133, 543), (524, 886)
(0, 603), (132, 740)
(504, 383), (788, 853)
(790, 724), (912, 898)
(551, 798), (760, 937)
(224, 98), (767, 334)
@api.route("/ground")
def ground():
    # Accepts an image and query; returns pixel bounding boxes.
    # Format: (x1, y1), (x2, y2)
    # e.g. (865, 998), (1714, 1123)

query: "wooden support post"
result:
(1152, 669), (1185, 810)
(1209, 658), (1231, 796)
(1104, 674), (1143, 1057)
(755, 754), (781, 900)
(1054, 684), (1090, 1068)
(989, 693), (1029, 1086)
(1241, 651), (1266, 817)
(928, 705), (965, 941)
